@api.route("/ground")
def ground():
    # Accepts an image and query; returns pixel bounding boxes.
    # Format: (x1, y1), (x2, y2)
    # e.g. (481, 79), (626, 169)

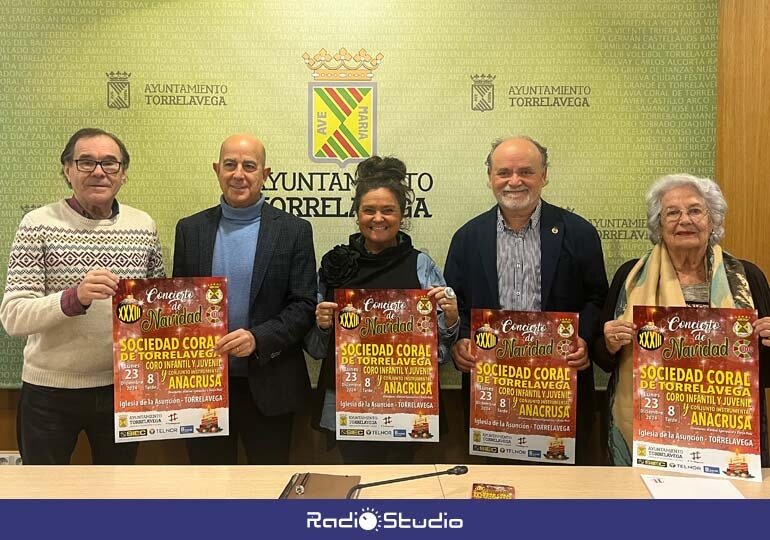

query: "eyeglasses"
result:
(661, 206), (709, 224)
(74, 159), (123, 174)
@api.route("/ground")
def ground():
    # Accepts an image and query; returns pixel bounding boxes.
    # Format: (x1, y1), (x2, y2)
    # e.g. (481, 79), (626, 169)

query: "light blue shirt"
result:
(497, 202), (542, 310)
(213, 195), (264, 377)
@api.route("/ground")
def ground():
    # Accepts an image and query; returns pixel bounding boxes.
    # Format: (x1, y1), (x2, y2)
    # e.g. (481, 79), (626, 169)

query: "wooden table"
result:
(436, 465), (770, 499)
(0, 464), (767, 498)
(0, 464), (442, 499)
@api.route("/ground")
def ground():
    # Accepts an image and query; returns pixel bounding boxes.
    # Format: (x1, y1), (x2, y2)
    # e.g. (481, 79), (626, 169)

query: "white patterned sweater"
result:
(0, 200), (164, 388)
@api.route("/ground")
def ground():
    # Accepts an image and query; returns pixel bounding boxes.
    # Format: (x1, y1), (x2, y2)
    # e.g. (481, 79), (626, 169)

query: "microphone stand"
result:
(345, 465), (468, 499)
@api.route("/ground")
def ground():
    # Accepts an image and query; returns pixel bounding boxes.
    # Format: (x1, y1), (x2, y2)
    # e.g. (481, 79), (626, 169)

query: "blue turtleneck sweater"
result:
(213, 195), (264, 377)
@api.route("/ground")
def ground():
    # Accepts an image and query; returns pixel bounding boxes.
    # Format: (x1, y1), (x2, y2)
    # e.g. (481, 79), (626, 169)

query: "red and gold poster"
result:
(633, 306), (761, 482)
(113, 277), (228, 442)
(470, 483), (515, 500)
(334, 289), (439, 442)
(470, 310), (578, 463)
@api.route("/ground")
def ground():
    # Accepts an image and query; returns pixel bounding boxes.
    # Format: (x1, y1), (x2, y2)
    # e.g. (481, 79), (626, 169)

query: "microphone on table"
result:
(345, 465), (468, 499)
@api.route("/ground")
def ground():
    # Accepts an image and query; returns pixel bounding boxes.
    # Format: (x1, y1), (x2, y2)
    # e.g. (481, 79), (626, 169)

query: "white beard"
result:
(495, 189), (535, 213)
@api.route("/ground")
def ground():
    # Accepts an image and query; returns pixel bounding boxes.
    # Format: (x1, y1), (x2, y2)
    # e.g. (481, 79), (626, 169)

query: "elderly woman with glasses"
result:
(591, 173), (770, 466)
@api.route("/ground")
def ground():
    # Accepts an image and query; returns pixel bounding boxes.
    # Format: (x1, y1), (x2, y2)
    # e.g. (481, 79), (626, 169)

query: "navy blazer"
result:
(173, 202), (317, 416)
(445, 200), (608, 343)
(444, 200), (609, 461)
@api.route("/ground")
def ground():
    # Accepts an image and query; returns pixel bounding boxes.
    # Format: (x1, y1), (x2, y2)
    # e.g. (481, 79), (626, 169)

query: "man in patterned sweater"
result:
(0, 128), (164, 465)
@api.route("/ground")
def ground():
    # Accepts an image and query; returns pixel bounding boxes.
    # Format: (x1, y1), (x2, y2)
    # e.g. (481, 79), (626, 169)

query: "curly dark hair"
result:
(351, 156), (414, 216)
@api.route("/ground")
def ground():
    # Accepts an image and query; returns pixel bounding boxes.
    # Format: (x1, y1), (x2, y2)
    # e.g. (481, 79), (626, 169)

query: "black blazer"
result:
(173, 202), (317, 415)
(444, 200), (609, 462)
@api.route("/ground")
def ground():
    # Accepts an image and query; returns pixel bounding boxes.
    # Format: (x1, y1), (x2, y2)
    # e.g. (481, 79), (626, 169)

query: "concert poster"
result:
(470, 483), (516, 500)
(113, 277), (229, 442)
(633, 305), (761, 482)
(470, 309), (578, 463)
(334, 288), (439, 442)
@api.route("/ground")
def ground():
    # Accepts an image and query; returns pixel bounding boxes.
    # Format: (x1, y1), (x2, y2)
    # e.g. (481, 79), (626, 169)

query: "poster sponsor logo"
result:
(118, 429), (147, 438)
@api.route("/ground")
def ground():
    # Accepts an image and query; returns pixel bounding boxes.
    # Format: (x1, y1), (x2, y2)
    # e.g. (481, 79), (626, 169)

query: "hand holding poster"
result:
(113, 277), (228, 442)
(334, 289), (439, 442)
(633, 306), (761, 481)
(470, 309), (578, 463)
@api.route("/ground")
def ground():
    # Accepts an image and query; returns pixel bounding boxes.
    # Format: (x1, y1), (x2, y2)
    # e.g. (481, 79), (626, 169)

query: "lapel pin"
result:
(551, 226), (559, 234)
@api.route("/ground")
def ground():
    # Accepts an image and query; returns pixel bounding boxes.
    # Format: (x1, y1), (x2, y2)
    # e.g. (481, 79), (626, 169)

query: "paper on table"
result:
(641, 474), (744, 499)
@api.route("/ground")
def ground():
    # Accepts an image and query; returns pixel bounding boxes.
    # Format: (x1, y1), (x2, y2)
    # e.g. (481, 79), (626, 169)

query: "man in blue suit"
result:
(444, 135), (608, 464)
(173, 134), (316, 464)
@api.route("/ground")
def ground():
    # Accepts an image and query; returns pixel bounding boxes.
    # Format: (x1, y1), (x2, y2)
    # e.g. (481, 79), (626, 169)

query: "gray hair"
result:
(485, 135), (549, 171)
(646, 173), (726, 245)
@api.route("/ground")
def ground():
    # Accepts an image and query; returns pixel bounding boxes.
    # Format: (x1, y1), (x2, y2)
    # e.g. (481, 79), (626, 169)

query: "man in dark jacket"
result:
(173, 134), (316, 464)
(445, 135), (608, 464)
